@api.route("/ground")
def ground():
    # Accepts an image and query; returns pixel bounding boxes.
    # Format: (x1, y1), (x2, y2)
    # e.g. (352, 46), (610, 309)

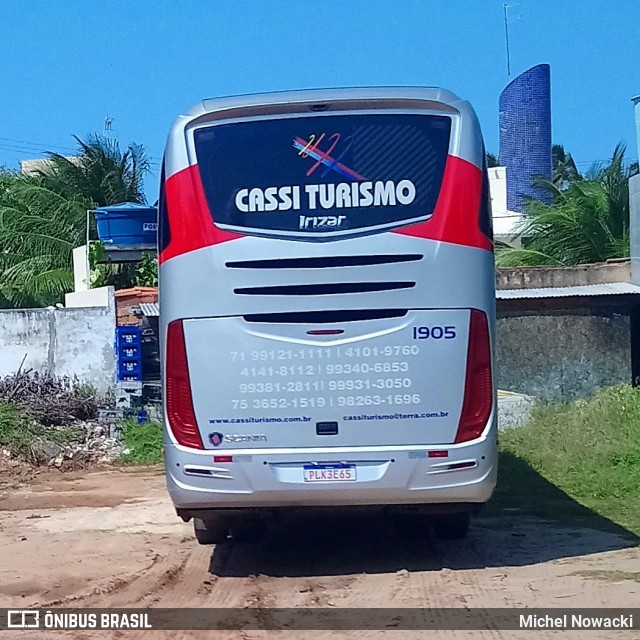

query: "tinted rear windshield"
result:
(194, 113), (451, 237)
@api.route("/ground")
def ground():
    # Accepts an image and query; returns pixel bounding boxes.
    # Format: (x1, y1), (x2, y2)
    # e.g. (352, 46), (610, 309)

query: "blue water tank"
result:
(499, 64), (553, 212)
(94, 202), (158, 246)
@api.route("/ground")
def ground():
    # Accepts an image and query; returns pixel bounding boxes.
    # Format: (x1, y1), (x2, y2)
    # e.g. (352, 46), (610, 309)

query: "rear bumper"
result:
(177, 502), (482, 522)
(164, 436), (497, 511)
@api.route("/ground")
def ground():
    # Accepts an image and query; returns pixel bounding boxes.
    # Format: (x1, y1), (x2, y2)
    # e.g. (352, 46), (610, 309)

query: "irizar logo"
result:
(299, 214), (346, 230)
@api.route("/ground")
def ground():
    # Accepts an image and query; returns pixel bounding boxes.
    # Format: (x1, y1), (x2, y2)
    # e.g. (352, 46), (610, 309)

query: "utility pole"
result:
(503, 4), (520, 79)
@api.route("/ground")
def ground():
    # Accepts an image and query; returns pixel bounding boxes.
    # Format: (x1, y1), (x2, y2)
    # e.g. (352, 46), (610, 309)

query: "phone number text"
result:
(231, 394), (422, 410)
(239, 362), (410, 377)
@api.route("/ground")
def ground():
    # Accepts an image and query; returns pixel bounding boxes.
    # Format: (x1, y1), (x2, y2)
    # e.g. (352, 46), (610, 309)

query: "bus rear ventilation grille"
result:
(243, 309), (408, 324)
(234, 282), (416, 296)
(225, 254), (423, 269)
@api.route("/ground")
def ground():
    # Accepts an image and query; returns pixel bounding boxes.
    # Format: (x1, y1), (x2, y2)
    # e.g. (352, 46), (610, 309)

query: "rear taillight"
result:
(455, 309), (493, 444)
(166, 320), (203, 449)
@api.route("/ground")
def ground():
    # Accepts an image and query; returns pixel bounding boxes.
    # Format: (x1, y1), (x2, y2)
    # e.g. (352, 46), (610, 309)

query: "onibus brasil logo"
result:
(6, 609), (152, 630)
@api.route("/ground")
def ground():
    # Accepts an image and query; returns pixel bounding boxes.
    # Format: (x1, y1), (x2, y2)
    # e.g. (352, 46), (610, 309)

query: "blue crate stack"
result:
(116, 326), (143, 382)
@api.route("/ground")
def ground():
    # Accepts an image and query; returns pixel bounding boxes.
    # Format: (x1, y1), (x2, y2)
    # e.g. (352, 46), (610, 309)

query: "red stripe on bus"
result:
(393, 156), (492, 252)
(159, 165), (242, 264)
(161, 155), (491, 262)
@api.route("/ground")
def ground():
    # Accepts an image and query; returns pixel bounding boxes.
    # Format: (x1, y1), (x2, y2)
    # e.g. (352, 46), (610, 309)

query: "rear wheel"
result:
(193, 518), (229, 545)
(433, 512), (470, 540)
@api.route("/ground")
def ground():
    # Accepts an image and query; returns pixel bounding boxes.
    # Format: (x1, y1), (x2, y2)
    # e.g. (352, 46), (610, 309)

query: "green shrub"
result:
(119, 419), (163, 465)
(0, 401), (37, 459)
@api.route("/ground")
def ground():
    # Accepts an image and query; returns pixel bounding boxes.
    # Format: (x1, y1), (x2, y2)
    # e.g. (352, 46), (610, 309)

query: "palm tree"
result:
(486, 152), (500, 168)
(0, 136), (151, 306)
(0, 174), (87, 305)
(552, 144), (580, 189)
(496, 145), (631, 267)
(38, 134), (150, 206)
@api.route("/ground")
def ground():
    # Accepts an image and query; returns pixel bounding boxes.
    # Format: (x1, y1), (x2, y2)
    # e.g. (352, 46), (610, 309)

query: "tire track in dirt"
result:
(97, 542), (193, 608)
(151, 544), (258, 640)
(36, 550), (181, 609)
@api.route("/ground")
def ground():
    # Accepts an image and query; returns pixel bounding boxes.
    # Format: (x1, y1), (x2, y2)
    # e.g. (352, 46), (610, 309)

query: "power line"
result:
(0, 136), (77, 153)
(0, 144), (61, 157)
(0, 135), (162, 162)
(0, 139), (161, 168)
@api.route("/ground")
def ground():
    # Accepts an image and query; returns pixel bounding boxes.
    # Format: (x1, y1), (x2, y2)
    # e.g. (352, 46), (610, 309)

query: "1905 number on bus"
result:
(412, 326), (456, 340)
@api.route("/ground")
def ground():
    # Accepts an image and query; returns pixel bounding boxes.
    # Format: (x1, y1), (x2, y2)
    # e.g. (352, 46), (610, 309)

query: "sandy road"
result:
(0, 466), (639, 639)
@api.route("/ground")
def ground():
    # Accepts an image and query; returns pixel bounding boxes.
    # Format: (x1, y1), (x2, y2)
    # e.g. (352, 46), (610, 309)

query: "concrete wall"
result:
(0, 288), (116, 396)
(496, 311), (630, 401)
(65, 286), (111, 308)
(497, 261), (631, 290)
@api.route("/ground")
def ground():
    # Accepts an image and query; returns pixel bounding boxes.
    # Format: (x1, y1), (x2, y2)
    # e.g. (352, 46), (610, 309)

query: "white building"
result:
(20, 156), (78, 176)
(489, 166), (524, 247)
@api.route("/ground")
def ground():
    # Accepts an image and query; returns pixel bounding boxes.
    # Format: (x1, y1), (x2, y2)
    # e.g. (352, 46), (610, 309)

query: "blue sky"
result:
(0, 0), (638, 197)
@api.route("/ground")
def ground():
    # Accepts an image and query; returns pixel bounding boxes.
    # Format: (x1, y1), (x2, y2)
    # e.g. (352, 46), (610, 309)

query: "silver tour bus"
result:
(159, 87), (497, 543)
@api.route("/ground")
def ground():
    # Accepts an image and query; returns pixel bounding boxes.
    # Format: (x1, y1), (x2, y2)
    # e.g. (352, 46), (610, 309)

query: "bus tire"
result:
(230, 520), (267, 542)
(433, 512), (470, 540)
(193, 518), (229, 545)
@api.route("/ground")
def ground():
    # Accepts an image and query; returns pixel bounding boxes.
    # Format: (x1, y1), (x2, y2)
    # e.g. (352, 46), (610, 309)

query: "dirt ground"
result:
(0, 466), (639, 639)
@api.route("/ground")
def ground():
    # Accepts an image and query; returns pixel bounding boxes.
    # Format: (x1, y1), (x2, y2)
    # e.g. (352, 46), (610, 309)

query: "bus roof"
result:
(185, 86), (464, 118)
(164, 86), (484, 181)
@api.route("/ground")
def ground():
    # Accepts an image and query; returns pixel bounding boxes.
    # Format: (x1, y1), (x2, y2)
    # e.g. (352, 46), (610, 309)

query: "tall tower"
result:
(499, 64), (553, 212)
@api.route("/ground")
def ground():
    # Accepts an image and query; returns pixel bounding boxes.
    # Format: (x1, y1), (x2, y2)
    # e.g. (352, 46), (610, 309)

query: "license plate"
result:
(303, 464), (356, 483)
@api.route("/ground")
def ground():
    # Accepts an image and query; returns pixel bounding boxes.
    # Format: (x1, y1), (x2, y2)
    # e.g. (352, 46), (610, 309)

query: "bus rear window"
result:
(193, 113), (451, 237)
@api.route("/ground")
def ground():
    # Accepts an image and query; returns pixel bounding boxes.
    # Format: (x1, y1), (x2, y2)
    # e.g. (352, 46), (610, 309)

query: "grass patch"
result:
(0, 400), (39, 459)
(488, 385), (640, 538)
(47, 426), (85, 445)
(0, 401), (86, 462)
(118, 419), (163, 465)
